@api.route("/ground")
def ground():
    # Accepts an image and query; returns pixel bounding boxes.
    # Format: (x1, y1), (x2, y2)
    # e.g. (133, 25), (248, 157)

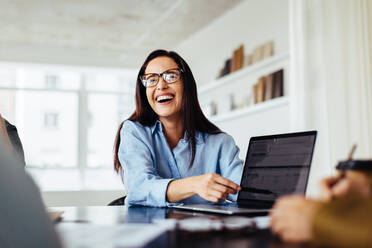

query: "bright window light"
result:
(0, 63), (137, 191)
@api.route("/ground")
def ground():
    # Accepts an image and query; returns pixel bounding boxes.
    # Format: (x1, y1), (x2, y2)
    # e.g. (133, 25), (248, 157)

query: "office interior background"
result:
(0, 0), (371, 207)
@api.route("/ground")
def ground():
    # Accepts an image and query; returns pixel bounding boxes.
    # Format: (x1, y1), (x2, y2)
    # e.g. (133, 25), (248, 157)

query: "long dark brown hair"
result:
(114, 49), (222, 173)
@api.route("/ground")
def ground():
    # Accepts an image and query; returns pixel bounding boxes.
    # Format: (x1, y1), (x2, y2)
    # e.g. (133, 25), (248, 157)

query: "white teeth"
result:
(156, 95), (174, 102)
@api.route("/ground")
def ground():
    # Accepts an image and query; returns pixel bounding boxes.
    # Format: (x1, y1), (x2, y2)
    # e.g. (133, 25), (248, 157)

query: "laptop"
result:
(172, 131), (317, 215)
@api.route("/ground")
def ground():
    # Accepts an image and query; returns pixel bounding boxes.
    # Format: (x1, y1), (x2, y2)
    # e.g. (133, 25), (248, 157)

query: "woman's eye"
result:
(147, 77), (158, 84)
(166, 73), (177, 81)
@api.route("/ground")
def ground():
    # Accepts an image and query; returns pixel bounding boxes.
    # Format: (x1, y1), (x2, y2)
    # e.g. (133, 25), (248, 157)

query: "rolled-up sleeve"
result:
(312, 196), (372, 248)
(218, 134), (244, 201)
(118, 121), (173, 207)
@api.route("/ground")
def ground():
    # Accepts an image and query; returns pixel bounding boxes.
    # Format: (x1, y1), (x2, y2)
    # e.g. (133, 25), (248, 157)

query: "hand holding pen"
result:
(319, 145), (370, 200)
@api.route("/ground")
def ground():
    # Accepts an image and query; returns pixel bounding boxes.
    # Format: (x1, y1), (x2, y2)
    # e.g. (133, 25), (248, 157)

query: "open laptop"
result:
(172, 131), (317, 215)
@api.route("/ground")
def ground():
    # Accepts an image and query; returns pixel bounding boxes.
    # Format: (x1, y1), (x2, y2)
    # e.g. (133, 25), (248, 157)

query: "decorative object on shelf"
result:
(228, 94), (235, 111)
(219, 94), (235, 114)
(234, 92), (253, 110)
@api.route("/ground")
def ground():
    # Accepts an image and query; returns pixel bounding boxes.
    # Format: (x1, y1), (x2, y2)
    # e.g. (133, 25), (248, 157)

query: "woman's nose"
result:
(157, 77), (168, 90)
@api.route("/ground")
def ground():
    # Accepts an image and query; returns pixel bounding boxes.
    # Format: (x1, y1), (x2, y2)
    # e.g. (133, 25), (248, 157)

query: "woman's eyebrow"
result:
(144, 68), (179, 75)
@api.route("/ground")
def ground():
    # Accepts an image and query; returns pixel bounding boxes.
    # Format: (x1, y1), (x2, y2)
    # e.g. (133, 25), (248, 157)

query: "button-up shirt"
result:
(118, 120), (243, 207)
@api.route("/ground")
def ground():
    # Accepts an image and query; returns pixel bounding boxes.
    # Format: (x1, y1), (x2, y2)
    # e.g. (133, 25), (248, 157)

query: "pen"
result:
(224, 199), (235, 204)
(330, 144), (357, 187)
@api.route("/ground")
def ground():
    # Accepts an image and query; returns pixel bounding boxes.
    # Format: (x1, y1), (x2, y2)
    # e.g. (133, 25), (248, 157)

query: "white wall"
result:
(174, 0), (291, 158)
(289, 0), (372, 196)
(175, 0), (289, 85)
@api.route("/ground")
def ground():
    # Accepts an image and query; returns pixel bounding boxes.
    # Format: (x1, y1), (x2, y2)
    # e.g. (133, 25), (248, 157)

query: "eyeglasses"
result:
(140, 68), (182, 88)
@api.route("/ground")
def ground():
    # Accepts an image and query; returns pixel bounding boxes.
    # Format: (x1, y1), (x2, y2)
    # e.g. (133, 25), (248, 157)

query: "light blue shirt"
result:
(118, 120), (243, 207)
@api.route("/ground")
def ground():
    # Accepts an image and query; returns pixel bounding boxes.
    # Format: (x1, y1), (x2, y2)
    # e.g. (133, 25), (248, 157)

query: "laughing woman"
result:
(114, 50), (243, 207)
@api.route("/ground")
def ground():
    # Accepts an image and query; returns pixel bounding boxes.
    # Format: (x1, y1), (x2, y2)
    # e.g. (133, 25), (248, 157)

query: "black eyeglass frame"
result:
(140, 68), (183, 88)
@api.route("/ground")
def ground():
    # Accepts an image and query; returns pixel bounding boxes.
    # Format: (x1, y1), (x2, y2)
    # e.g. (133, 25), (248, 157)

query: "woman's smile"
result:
(155, 93), (175, 105)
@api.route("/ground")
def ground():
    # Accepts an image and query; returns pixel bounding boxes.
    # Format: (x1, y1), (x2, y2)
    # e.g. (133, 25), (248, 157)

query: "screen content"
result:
(239, 134), (316, 202)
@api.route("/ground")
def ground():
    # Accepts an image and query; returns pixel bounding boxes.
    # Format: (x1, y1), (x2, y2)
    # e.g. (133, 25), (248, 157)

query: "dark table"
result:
(53, 206), (306, 248)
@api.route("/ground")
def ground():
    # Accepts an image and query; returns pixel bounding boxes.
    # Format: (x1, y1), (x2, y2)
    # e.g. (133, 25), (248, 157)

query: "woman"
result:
(114, 50), (243, 207)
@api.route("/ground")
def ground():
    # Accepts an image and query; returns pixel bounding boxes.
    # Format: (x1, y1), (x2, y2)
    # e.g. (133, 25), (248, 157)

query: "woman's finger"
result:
(211, 183), (237, 195)
(213, 175), (241, 191)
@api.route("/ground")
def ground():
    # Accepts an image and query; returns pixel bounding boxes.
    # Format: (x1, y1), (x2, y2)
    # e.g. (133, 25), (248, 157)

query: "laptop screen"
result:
(238, 131), (317, 204)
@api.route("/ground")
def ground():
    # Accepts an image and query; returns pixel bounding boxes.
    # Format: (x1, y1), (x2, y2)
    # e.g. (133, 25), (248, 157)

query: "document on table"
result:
(56, 223), (168, 248)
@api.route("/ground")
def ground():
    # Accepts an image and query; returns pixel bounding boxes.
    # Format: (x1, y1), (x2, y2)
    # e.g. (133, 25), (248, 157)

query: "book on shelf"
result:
(244, 54), (253, 67)
(216, 44), (248, 79)
(237, 45), (244, 71)
(251, 46), (263, 64)
(264, 73), (274, 101)
(223, 58), (231, 76)
(273, 69), (284, 98)
(252, 68), (283, 104)
(230, 44), (244, 73)
(230, 49), (237, 72)
(251, 40), (275, 64)
(254, 76), (266, 104)
(253, 83), (258, 104)
(262, 40), (274, 59)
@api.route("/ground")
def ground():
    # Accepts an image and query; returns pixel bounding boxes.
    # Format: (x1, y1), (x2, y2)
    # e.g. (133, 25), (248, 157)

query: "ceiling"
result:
(0, 0), (242, 68)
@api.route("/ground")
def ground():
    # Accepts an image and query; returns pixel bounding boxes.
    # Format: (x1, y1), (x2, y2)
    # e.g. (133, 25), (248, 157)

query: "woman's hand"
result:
(166, 173), (241, 203)
(319, 175), (370, 201)
(191, 173), (241, 202)
(270, 195), (321, 243)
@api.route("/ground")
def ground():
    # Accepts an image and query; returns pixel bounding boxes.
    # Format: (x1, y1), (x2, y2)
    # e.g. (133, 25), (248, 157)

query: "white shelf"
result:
(198, 52), (289, 94)
(209, 96), (289, 123)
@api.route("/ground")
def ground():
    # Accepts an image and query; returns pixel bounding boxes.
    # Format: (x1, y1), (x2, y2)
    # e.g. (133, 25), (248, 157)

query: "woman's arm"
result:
(167, 133), (243, 203)
(166, 173), (241, 203)
(120, 121), (174, 207)
(217, 134), (244, 201)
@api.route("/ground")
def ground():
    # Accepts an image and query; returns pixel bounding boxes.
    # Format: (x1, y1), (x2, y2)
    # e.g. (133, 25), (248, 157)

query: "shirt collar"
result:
(151, 120), (204, 144)
(151, 120), (162, 134)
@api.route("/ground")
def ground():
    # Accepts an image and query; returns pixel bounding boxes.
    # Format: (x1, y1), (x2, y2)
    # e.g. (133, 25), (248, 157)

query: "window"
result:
(0, 63), (137, 190)
(45, 75), (59, 89)
(44, 112), (59, 128)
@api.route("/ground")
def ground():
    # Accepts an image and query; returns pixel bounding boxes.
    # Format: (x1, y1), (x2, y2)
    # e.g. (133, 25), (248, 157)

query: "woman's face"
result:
(144, 56), (183, 121)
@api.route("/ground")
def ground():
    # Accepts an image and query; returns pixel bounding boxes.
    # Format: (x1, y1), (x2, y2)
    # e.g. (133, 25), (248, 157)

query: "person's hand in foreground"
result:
(270, 195), (321, 243)
(270, 175), (371, 243)
(319, 174), (370, 201)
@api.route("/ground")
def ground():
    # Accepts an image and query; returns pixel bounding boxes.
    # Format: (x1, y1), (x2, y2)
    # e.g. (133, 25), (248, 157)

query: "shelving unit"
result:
(198, 52), (291, 158)
(199, 52), (289, 94)
(210, 96), (289, 123)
